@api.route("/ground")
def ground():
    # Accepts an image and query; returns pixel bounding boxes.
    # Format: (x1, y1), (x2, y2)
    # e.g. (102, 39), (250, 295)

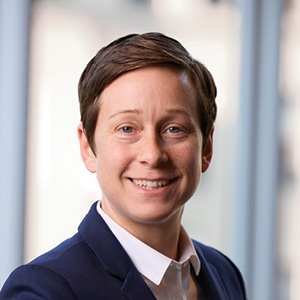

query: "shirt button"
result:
(174, 294), (183, 300)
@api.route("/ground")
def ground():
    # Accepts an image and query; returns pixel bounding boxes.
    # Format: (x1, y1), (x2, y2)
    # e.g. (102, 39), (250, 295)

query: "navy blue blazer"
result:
(0, 202), (247, 299)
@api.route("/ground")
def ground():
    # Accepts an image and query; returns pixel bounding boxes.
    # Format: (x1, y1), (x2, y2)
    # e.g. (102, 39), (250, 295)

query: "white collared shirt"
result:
(97, 201), (201, 300)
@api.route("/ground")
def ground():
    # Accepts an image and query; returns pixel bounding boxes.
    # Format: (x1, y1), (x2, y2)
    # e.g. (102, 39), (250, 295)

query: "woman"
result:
(0, 32), (247, 300)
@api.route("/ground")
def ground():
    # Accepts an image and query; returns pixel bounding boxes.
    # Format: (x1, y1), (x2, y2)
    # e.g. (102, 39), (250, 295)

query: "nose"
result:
(138, 131), (168, 167)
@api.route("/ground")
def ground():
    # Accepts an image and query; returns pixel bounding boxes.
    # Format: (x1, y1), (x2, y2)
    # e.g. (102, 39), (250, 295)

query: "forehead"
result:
(96, 64), (199, 124)
(99, 64), (196, 105)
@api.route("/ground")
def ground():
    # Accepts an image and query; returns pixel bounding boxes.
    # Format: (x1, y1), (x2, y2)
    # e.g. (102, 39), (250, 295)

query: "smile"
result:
(131, 179), (170, 190)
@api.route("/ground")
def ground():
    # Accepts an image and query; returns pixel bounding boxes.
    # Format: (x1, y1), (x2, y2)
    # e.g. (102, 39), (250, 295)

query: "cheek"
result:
(182, 141), (202, 181)
(184, 138), (201, 164)
(95, 140), (132, 177)
(171, 140), (201, 176)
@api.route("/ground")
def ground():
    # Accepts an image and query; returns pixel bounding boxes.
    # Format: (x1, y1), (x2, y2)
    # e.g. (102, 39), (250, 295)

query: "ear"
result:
(201, 128), (214, 173)
(77, 123), (96, 173)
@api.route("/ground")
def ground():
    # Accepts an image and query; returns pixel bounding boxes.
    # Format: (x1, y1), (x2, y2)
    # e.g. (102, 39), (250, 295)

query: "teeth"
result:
(132, 179), (169, 190)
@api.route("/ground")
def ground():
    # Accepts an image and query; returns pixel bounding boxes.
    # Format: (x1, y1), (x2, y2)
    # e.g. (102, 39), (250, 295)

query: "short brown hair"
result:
(78, 32), (217, 153)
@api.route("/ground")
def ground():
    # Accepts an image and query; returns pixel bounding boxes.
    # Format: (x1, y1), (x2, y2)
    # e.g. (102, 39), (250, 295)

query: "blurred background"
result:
(0, 0), (299, 299)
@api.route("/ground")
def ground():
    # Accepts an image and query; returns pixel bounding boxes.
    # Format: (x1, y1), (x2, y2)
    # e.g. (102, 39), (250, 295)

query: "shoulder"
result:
(0, 229), (128, 300)
(0, 203), (131, 300)
(0, 234), (84, 300)
(0, 264), (76, 300)
(193, 240), (247, 299)
(193, 240), (241, 275)
(0, 233), (98, 300)
(29, 233), (96, 271)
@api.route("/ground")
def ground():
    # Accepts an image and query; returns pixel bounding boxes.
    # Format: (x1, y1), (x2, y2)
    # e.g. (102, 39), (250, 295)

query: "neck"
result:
(101, 202), (184, 260)
(130, 217), (182, 260)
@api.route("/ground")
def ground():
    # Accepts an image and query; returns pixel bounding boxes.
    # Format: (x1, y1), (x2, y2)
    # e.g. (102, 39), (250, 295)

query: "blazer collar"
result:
(78, 202), (156, 300)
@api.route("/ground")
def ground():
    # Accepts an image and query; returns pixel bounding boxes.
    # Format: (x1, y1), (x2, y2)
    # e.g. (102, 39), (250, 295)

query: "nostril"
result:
(138, 137), (168, 166)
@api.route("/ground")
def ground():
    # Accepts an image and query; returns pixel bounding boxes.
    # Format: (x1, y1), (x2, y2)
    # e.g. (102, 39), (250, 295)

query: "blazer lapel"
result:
(194, 246), (229, 300)
(121, 266), (156, 300)
(78, 202), (156, 300)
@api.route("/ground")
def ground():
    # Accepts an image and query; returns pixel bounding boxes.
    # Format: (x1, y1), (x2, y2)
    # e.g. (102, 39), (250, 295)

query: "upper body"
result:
(1, 33), (247, 299)
(0, 202), (247, 300)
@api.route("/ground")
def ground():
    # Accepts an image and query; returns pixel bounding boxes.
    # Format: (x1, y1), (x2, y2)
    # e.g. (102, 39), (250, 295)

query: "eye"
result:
(119, 126), (134, 133)
(166, 126), (183, 134)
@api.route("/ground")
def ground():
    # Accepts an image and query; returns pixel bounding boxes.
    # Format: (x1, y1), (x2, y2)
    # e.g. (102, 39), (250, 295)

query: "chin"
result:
(132, 206), (183, 225)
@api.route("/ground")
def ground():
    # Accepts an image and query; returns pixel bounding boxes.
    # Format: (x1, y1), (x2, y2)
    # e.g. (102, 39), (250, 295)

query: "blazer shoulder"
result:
(193, 240), (247, 299)
(0, 233), (95, 300)
(0, 264), (76, 300)
(193, 240), (241, 274)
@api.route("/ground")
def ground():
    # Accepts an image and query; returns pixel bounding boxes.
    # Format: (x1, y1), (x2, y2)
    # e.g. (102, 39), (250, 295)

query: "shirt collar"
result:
(97, 201), (200, 285)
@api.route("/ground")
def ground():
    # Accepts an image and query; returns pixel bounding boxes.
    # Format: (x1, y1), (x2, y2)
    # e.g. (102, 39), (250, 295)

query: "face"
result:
(78, 65), (213, 233)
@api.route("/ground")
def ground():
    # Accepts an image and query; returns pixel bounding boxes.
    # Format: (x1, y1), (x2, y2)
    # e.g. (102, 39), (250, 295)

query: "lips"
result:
(131, 179), (170, 190)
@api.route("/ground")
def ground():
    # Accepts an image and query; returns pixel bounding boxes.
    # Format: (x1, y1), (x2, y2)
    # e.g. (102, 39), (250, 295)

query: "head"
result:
(78, 32), (217, 154)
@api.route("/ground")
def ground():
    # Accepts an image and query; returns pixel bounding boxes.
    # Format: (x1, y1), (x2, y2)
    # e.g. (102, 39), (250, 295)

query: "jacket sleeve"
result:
(0, 265), (76, 300)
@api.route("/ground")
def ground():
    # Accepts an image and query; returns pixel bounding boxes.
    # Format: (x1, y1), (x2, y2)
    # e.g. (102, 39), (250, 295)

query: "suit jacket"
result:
(0, 202), (247, 300)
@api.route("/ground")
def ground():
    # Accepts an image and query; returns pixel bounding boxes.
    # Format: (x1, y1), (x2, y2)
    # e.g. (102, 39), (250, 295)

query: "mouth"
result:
(131, 179), (172, 190)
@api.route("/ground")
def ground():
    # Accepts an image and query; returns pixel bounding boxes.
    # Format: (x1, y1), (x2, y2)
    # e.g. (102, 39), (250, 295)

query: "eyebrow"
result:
(166, 108), (193, 118)
(108, 109), (141, 119)
(108, 108), (193, 119)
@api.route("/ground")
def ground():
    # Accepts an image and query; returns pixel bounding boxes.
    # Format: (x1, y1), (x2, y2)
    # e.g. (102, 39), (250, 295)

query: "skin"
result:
(78, 65), (213, 259)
